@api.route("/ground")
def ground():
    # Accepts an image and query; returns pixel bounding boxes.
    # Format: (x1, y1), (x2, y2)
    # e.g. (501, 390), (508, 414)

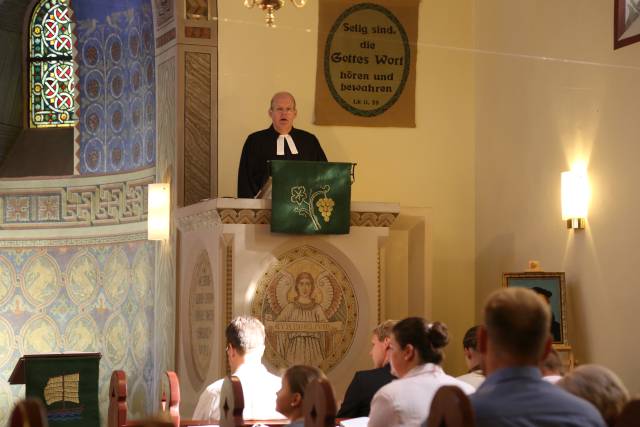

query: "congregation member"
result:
(367, 317), (475, 427)
(456, 325), (485, 388)
(237, 91), (327, 198)
(471, 287), (606, 427)
(276, 365), (327, 427)
(337, 320), (397, 418)
(192, 316), (284, 421)
(541, 347), (564, 383)
(558, 364), (630, 427)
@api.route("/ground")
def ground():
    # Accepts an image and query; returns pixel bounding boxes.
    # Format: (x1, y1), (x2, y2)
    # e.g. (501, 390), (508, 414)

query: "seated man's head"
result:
(558, 364), (630, 427)
(225, 316), (266, 371)
(369, 320), (397, 369)
(269, 92), (297, 135)
(479, 287), (551, 373)
(540, 347), (564, 377)
(462, 325), (483, 372)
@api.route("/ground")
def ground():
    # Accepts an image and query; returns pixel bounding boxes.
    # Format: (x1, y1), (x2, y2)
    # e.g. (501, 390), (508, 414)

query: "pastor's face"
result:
(269, 94), (297, 134)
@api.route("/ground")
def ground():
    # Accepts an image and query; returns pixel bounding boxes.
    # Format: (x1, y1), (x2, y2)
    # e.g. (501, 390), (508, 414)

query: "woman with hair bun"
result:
(368, 317), (475, 427)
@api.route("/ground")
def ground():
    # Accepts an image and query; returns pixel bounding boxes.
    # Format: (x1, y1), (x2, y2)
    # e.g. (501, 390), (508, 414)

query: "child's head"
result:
(276, 365), (326, 420)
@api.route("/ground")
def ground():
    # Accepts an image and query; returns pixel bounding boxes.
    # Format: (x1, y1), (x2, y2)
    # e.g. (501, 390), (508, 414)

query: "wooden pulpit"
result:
(9, 353), (101, 427)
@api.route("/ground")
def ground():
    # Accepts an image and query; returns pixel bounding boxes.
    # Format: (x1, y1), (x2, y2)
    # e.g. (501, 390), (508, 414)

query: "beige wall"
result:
(217, 1), (476, 375)
(476, 0), (640, 392)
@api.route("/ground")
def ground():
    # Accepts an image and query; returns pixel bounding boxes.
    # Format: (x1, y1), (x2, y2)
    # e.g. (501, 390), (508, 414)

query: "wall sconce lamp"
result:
(148, 183), (170, 240)
(561, 166), (589, 230)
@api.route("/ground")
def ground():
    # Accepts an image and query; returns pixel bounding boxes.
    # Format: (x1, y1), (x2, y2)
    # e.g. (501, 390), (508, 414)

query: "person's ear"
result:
(403, 343), (415, 361)
(478, 326), (488, 354)
(291, 392), (302, 408)
(383, 336), (391, 350)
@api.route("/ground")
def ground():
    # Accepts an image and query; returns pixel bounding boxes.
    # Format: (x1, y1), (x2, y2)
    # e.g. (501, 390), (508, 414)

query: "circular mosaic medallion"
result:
(130, 379), (147, 419)
(82, 37), (103, 67)
(104, 248), (129, 306)
(131, 96), (143, 129)
(83, 138), (104, 173)
(22, 253), (61, 307)
(251, 245), (358, 372)
(83, 69), (104, 101)
(64, 313), (98, 351)
(83, 103), (104, 136)
(145, 58), (154, 87)
(0, 316), (16, 367)
(66, 251), (99, 306)
(131, 312), (148, 367)
(132, 245), (152, 302)
(131, 133), (143, 167)
(108, 136), (125, 171)
(0, 256), (16, 306)
(130, 62), (143, 92)
(104, 313), (128, 366)
(128, 28), (141, 58)
(21, 314), (61, 354)
(144, 128), (155, 164)
(106, 33), (123, 63)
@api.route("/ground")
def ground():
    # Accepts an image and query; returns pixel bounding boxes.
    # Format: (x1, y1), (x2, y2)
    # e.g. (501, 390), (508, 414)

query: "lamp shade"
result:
(148, 183), (170, 240)
(561, 169), (589, 221)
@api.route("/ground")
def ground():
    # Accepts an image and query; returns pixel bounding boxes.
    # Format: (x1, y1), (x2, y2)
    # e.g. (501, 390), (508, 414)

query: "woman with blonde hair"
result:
(558, 364), (630, 427)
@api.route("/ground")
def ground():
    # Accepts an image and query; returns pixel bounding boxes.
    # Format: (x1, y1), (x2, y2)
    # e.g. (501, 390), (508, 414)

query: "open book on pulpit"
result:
(270, 160), (355, 234)
(9, 352), (101, 427)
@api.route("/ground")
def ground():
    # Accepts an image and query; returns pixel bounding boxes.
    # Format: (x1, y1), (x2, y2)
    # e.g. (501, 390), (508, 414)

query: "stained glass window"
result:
(29, 0), (77, 128)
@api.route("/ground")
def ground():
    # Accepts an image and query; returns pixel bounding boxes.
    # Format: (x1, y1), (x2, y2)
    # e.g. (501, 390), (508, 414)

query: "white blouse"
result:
(368, 363), (475, 427)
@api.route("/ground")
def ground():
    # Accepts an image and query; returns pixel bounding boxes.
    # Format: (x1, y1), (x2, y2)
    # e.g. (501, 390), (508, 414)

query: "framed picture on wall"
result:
(614, 0), (640, 49)
(502, 271), (568, 345)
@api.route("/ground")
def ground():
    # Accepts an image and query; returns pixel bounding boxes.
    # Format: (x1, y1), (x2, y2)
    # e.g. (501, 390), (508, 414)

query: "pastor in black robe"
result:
(237, 125), (327, 198)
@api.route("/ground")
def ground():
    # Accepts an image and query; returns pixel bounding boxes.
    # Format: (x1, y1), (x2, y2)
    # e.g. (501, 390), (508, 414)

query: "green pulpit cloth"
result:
(20, 353), (100, 427)
(271, 160), (353, 234)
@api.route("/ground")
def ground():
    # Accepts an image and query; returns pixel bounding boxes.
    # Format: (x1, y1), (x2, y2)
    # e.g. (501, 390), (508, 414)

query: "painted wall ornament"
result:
(251, 245), (358, 372)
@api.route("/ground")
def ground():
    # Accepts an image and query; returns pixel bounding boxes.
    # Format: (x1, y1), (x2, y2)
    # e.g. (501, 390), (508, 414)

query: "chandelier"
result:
(244, 0), (307, 27)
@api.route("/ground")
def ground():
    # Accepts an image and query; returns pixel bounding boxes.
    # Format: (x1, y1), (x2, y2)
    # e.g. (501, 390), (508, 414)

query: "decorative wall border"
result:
(0, 232), (148, 248)
(0, 169), (154, 229)
(215, 208), (398, 227)
(178, 207), (399, 229)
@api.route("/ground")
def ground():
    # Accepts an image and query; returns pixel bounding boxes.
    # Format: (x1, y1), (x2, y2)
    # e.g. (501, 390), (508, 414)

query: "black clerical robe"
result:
(336, 363), (395, 418)
(237, 126), (327, 198)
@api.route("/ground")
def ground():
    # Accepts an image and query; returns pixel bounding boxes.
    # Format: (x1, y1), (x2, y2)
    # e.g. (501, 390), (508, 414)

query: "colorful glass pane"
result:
(29, 0), (77, 128)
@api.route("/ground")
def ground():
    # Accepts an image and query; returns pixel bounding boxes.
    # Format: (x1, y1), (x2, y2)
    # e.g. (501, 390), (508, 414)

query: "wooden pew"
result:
(108, 370), (286, 427)
(302, 378), (337, 427)
(8, 399), (48, 427)
(616, 399), (640, 427)
(426, 385), (475, 427)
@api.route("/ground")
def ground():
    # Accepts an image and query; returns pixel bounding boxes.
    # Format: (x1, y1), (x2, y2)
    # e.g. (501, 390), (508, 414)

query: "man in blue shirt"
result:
(471, 287), (606, 427)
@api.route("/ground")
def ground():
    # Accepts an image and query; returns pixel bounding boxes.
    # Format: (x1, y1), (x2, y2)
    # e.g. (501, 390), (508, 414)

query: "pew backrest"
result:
(219, 376), (245, 427)
(616, 399), (640, 427)
(302, 378), (336, 427)
(8, 399), (48, 427)
(426, 385), (475, 427)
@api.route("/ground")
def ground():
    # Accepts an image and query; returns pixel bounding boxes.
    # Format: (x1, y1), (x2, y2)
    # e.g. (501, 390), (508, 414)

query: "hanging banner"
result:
(314, 0), (419, 127)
